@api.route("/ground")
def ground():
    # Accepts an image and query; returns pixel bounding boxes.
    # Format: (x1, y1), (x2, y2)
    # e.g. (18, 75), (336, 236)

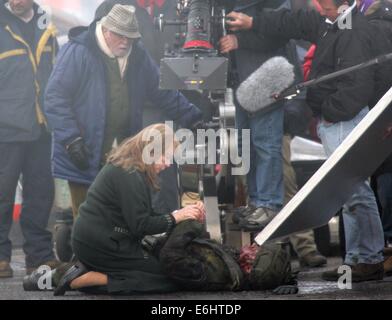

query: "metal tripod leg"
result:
(202, 175), (223, 243)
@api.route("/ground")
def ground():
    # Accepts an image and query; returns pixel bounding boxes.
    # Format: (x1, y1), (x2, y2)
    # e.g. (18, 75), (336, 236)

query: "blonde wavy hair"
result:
(107, 123), (178, 190)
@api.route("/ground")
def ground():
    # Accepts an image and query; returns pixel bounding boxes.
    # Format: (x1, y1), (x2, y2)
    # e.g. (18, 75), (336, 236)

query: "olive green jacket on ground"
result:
(72, 164), (175, 260)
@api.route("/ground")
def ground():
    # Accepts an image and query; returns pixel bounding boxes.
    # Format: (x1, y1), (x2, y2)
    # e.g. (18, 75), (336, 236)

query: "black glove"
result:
(272, 272), (298, 295)
(272, 285), (299, 295)
(190, 120), (205, 131)
(66, 137), (90, 171)
(141, 234), (168, 257)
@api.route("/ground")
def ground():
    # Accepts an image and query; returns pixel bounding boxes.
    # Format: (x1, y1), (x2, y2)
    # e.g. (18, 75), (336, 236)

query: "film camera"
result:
(157, 0), (244, 243)
(157, 0), (234, 91)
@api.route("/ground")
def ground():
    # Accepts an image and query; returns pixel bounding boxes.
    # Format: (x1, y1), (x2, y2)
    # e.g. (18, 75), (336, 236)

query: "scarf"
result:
(95, 22), (132, 79)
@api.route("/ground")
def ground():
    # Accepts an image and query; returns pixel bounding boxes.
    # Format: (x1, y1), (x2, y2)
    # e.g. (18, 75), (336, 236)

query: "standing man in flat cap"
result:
(44, 4), (202, 221)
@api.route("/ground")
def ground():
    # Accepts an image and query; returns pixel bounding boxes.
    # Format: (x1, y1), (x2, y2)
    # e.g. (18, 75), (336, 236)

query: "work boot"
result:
(384, 247), (392, 257)
(231, 204), (256, 224)
(299, 251), (327, 268)
(239, 207), (278, 232)
(26, 259), (62, 275)
(0, 261), (13, 278)
(322, 264), (353, 281)
(322, 263), (384, 282)
(351, 263), (384, 282)
(384, 256), (392, 276)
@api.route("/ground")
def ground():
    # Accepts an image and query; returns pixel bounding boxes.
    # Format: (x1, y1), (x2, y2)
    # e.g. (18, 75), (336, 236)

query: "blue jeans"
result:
(377, 173), (392, 241)
(317, 107), (384, 264)
(236, 102), (284, 210)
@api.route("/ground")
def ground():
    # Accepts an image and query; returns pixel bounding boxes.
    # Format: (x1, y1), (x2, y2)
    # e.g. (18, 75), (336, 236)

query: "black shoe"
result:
(322, 266), (344, 281)
(23, 262), (74, 291)
(53, 261), (88, 296)
(23, 268), (54, 291)
(322, 264), (354, 281)
(232, 205), (256, 224)
(26, 259), (62, 275)
(239, 207), (278, 232)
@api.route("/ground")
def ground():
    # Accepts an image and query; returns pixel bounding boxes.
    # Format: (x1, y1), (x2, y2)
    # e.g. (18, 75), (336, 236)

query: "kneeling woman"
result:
(55, 124), (205, 296)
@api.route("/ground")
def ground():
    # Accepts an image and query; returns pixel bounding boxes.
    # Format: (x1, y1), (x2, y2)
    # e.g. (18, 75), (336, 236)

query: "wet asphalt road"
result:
(1, 249), (392, 300)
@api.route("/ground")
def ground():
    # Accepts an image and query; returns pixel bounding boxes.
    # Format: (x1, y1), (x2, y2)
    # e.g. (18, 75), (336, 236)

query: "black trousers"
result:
(73, 239), (178, 295)
(0, 131), (55, 266)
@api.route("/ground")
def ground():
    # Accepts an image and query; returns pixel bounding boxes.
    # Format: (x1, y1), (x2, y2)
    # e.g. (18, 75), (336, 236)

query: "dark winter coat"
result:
(72, 164), (178, 295)
(44, 22), (202, 185)
(366, 0), (392, 108)
(73, 164), (176, 260)
(252, 7), (376, 123)
(0, 1), (57, 142)
(366, 0), (392, 174)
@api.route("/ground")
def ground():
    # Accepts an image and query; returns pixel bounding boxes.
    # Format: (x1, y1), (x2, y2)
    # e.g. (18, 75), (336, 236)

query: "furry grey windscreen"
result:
(235, 57), (295, 113)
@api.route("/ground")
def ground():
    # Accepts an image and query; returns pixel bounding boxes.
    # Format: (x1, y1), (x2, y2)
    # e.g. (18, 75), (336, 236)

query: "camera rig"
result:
(158, 0), (230, 91)
(157, 0), (240, 243)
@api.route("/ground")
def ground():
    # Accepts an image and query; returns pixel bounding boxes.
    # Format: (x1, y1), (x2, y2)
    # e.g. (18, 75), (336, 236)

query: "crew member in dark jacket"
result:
(365, 0), (392, 247)
(219, 0), (326, 267)
(44, 5), (202, 219)
(365, 0), (392, 107)
(226, 0), (385, 282)
(0, 0), (60, 278)
(219, 0), (289, 231)
(54, 123), (205, 296)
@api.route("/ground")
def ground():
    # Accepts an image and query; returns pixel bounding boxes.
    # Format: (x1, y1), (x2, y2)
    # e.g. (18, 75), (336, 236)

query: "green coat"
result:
(72, 163), (178, 294)
(72, 163), (175, 260)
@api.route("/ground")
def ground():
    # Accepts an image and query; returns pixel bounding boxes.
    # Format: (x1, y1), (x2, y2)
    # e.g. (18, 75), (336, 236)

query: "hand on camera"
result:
(219, 34), (239, 54)
(226, 12), (253, 31)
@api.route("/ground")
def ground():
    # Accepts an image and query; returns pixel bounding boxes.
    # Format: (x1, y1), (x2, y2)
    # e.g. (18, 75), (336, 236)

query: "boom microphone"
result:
(235, 56), (295, 114)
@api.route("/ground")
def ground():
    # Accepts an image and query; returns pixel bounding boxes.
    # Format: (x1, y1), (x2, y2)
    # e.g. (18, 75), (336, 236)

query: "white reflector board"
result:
(255, 87), (392, 245)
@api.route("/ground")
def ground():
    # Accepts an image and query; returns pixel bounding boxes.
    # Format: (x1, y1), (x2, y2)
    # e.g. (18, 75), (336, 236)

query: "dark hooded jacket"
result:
(229, 0), (289, 86)
(366, 0), (392, 174)
(44, 21), (202, 185)
(0, 1), (57, 142)
(251, 6), (376, 123)
(366, 0), (392, 40)
(366, 0), (392, 108)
